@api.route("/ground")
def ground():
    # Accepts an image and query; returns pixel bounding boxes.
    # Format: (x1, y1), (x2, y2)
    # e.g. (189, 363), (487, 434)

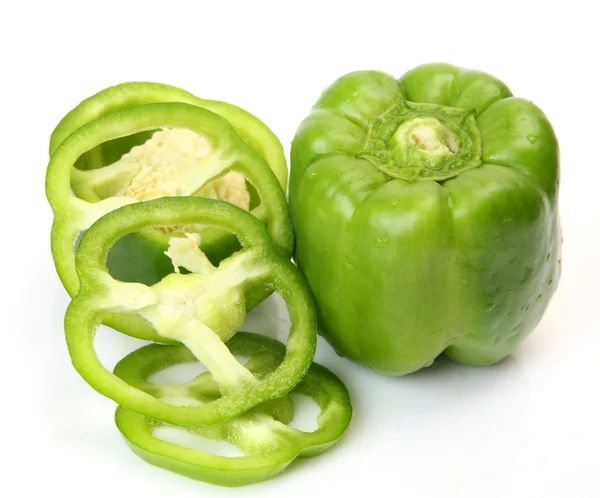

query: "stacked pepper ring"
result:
(114, 333), (352, 487)
(47, 94), (293, 341)
(65, 197), (316, 426)
(49, 82), (288, 188)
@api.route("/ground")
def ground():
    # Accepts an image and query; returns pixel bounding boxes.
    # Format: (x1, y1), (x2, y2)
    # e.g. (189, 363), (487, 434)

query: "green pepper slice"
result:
(49, 81), (288, 188)
(114, 332), (352, 487)
(64, 197), (315, 425)
(49, 102), (293, 341)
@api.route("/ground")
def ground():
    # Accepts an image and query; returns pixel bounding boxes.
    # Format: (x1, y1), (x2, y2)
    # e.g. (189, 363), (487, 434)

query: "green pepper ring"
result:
(49, 103), (294, 343)
(114, 332), (352, 487)
(64, 197), (316, 426)
(49, 81), (288, 189)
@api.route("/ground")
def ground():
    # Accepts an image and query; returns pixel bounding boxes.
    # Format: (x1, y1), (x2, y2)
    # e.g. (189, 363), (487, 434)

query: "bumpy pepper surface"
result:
(115, 332), (352, 487)
(290, 63), (561, 375)
(64, 197), (315, 425)
(48, 90), (293, 341)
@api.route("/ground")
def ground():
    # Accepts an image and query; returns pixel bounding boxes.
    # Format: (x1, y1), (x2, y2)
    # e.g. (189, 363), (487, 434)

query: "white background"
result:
(2, 1), (599, 496)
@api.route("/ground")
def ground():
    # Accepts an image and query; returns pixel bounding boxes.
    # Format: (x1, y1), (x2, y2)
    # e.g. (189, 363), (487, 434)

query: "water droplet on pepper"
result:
(375, 236), (388, 247)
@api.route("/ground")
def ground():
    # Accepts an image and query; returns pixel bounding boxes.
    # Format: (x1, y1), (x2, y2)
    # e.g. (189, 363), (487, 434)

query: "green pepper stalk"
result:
(115, 333), (352, 487)
(48, 100), (293, 342)
(290, 63), (561, 375)
(64, 197), (316, 425)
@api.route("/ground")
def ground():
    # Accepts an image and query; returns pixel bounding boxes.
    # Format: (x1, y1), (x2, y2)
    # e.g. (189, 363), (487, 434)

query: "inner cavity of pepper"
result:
(119, 128), (249, 233)
(74, 127), (251, 234)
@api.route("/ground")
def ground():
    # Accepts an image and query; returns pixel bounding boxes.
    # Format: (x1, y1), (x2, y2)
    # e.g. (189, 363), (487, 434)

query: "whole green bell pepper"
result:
(48, 95), (293, 342)
(290, 63), (561, 375)
(64, 197), (316, 425)
(115, 332), (352, 487)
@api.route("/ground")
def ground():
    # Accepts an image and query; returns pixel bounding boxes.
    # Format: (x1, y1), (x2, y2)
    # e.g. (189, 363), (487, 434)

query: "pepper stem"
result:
(397, 117), (459, 156)
(357, 100), (482, 181)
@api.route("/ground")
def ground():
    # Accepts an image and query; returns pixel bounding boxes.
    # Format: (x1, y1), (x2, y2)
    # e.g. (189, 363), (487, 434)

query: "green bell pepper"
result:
(290, 63), (561, 375)
(64, 197), (316, 425)
(115, 332), (352, 487)
(48, 95), (293, 341)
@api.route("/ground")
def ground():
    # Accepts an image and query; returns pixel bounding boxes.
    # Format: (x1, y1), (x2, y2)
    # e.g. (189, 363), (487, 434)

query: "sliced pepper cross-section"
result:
(49, 82), (288, 189)
(114, 332), (352, 487)
(64, 197), (315, 426)
(48, 102), (293, 341)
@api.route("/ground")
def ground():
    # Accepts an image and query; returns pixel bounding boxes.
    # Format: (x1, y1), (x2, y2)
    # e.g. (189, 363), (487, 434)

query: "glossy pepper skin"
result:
(290, 63), (561, 375)
(47, 94), (293, 342)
